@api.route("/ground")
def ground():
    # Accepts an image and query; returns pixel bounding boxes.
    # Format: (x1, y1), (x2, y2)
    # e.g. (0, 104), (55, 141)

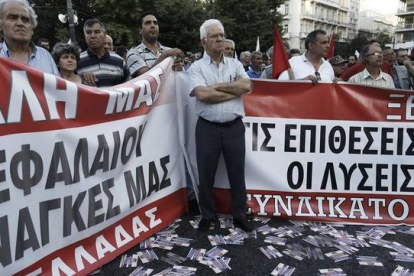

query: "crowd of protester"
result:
(1, 0), (412, 236)
(1, 0), (411, 91)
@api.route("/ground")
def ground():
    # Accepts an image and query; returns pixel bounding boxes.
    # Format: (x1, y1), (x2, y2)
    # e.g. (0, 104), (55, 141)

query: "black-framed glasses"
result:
(315, 71), (321, 81)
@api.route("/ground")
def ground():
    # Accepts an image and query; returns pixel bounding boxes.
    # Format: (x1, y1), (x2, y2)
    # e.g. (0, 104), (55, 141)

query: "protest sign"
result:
(0, 57), (187, 275)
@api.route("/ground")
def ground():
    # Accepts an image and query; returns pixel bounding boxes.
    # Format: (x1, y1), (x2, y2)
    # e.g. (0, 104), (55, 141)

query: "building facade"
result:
(278, 0), (360, 51)
(358, 10), (395, 40)
(395, 0), (414, 49)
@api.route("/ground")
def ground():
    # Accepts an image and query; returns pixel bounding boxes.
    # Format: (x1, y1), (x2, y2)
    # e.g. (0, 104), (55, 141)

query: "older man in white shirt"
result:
(348, 42), (395, 89)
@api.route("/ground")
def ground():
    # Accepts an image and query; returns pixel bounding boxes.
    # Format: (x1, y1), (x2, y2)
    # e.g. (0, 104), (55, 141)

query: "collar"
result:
(87, 48), (110, 59)
(202, 51), (226, 65)
(361, 68), (386, 81)
(1, 41), (37, 57)
(139, 42), (166, 53)
(301, 53), (325, 64)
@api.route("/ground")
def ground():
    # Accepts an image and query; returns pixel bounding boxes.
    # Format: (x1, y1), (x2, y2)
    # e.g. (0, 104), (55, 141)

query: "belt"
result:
(199, 116), (241, 126)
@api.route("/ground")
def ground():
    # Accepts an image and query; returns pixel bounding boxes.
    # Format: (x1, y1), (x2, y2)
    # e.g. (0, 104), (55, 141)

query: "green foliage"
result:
(29, 0), (285, 54)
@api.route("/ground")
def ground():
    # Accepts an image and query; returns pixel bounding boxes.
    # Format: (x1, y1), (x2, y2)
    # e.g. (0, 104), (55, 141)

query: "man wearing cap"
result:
(329, 55), (348, 78)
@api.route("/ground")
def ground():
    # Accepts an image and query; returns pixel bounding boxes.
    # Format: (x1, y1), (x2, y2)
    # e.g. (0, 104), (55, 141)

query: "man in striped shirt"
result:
(0, 0), (59, 76)
(126, 12), (183, 78)
(77, 19), (127, 87)
(348, 42), (395, 89)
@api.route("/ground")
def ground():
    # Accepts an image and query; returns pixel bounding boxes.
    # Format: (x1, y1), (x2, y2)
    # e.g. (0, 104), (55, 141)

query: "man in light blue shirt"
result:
(188, 19), (253, 232)
(0, 0), (59, 76)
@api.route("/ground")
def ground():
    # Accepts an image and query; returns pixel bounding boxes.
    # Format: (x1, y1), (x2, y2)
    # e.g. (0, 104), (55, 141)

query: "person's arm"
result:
(210, 78), (252, 96)
(403, 59), (414, 76)
(192, 86), (238, 103)
(130, 48), (184, 77)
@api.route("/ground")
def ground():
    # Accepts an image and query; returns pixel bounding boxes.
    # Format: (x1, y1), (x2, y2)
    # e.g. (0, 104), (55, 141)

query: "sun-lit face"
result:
(0, 2), (34, 44)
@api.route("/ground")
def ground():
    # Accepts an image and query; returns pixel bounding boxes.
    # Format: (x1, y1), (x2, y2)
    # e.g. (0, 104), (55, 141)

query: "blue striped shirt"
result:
(78, 49), (127, 87)
(0, 41), (59, 76)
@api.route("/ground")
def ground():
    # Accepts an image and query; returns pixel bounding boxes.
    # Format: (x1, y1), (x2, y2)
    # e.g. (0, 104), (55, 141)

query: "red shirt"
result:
(341, 61), (393, 81)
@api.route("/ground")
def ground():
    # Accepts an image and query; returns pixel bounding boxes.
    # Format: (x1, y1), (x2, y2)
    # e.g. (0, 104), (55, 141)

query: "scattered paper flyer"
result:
(356, 255), (383, 266)
(137, 249), (158, 263)
(325, 250), (351, 262)
(271, 263), (295, 276)
(260, 245), (283, 259)
(392, 265), (414, 276)
(128, 266), (154, 276)
(319, 268), (347, 276)
(186, 248), (206, 261)
(160, 252), (186, 265)
(205, 246), (228, 259)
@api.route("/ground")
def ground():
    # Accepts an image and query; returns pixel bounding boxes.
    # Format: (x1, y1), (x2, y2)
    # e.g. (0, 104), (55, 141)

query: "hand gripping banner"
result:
(0, 57), (187, 275)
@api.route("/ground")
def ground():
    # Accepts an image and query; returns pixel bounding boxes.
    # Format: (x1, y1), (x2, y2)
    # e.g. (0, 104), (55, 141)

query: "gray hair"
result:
(0, 0), (38, 28)
(83, 18), (106, 34)
(240, 51), (251, 61)
(266, 46), (273, 60)
(200, 19), (224, 40)
(225, 39), (235, 48)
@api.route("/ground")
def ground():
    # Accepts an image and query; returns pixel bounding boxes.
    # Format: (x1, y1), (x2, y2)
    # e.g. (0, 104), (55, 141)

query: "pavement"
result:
(97, 207), (414, 276)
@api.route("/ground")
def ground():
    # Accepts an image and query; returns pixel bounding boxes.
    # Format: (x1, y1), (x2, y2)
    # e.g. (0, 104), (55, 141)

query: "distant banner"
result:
(181, 79), (414, 226)
(0, 57), (187, 276)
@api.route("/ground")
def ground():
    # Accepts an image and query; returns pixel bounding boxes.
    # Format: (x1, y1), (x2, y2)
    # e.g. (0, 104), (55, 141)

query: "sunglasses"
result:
(315, 71), (321, 81)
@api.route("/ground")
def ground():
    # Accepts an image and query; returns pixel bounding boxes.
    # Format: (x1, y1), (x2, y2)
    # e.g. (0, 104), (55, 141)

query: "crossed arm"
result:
(192, 78), (252, 103)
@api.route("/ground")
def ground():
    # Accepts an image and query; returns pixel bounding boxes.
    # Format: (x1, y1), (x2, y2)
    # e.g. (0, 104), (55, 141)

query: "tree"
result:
(29, 0), (285, 54)
(203, 0), (285, 53)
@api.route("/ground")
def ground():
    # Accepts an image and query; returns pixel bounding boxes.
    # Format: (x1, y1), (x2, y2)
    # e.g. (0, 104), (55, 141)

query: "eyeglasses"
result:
(315, 71), (321, 81)
(366, 52), (382, 57)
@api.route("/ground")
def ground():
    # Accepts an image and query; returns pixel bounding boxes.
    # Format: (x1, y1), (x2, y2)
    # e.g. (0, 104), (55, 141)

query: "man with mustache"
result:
(77, 19), (127, 87)
(127, 12), (183, 78)
(0, 0), (59, 75)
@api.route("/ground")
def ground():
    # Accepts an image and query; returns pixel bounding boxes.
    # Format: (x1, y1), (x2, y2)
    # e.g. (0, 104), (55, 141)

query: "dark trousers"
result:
(195, 117), (247, 220)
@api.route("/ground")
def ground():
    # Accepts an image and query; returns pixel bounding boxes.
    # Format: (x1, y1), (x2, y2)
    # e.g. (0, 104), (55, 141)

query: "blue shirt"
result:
(0, 41), (59, 76)
(188, 52), (249, 123)
(247, 68), (263, 79)
(78, 49), (127, 87)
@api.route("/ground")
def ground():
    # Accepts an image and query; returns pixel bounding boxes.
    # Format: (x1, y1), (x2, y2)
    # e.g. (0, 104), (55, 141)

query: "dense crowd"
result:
(0, 0), (411, 236)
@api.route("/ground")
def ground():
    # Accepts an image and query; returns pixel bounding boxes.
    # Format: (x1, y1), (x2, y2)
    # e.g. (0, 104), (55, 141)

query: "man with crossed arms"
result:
(188, 19), (253, 232)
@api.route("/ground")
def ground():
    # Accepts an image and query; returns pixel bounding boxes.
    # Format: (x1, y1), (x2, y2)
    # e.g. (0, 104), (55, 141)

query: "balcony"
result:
(311, 0), (348, 11)
(396, 8), (414, 16)
(395, 23), (414, 32)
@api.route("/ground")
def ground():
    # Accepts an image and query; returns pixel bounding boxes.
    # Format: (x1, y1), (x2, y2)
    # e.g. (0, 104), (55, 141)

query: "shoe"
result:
(198, 218), (212, 232)
(233, 218), (253, 232)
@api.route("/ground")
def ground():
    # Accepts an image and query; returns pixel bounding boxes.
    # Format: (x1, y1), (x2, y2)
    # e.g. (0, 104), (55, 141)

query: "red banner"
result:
(0, 57), (187, 275)
(208, 80), (414, 225)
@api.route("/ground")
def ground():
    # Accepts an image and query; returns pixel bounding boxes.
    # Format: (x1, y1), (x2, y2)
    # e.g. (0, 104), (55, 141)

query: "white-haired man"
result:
(223, 39), (235, 58)
(188, 19), (253, 232)
(0, 0), (59, 75)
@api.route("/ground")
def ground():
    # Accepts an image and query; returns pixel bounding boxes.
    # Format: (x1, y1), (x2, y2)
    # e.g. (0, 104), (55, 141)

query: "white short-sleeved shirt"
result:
(188, 52), (249, 123)
(348, 68), (395, 89)
(278, 54), (334, 81)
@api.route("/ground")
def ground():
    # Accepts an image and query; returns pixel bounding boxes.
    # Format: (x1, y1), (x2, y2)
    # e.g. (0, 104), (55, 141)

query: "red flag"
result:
(327, 31), (335, 58)
(272, 25), (291, 79)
